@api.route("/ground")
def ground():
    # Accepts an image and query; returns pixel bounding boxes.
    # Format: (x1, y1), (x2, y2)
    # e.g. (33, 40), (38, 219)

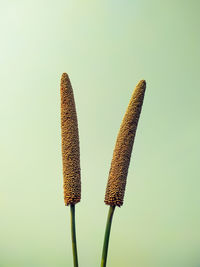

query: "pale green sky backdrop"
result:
(0, 1), (200, 266)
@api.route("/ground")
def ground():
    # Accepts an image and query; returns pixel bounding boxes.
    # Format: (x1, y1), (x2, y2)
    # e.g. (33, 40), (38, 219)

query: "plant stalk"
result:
(70, 204), (79, 267)
(101, 205), (116, 267)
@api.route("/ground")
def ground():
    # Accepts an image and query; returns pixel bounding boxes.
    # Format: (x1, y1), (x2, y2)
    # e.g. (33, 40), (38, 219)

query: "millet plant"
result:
(60, 73), (146, 267)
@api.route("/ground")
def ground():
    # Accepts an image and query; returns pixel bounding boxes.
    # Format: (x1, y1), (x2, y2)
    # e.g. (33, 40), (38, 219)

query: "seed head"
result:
(60, 73), (81, 206)
(104, 80), (146, 207)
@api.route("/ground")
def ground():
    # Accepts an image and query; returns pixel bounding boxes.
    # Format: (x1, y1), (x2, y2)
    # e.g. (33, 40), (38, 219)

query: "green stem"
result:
(70, 204), (79, 267)
(101, 205), (116, 267)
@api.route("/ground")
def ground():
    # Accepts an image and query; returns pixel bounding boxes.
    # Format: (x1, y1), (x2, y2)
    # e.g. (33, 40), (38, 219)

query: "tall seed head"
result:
(60, 73), (81, 206)
(105, 80), (146, 207)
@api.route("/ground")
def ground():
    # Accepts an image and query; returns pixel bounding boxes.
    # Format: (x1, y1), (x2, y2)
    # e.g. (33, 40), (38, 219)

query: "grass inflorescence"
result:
(60, 74), (147, 267)
(60, 73), (81, 206)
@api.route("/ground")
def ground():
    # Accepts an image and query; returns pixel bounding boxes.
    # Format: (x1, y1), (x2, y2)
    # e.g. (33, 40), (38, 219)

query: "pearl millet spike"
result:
(101, 80), (146, 267)
(60, 73), (81, 267)
(60, 73), (81, 206)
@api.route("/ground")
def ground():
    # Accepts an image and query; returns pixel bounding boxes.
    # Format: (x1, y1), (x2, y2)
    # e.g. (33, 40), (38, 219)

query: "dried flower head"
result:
(60, 73), (81, 206)
(105, 80), (146, 207)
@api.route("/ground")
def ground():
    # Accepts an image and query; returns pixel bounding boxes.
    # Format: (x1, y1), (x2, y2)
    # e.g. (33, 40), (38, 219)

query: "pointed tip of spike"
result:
(61, 72), (69, 82)
(138, 79), (146, 87)
(60, 73), (71, 91)
(62, 72), (69, 78)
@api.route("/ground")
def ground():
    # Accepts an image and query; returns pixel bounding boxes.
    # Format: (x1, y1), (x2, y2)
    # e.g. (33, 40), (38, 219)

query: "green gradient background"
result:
(1, 1), (200, 266)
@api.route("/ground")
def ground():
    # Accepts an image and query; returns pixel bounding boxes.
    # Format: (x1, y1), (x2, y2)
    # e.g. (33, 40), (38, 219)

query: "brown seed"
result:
(60, 73), (81, 206)
(104, 80), (146, 207)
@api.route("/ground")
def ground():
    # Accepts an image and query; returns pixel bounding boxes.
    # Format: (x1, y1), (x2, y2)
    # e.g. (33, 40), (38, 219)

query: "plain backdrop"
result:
(0, 1), (200, 266)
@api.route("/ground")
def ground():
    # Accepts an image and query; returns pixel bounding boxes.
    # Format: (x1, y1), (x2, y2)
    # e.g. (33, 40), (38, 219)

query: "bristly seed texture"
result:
(60, 73), (81, 206)
(104, 80), (146, 207)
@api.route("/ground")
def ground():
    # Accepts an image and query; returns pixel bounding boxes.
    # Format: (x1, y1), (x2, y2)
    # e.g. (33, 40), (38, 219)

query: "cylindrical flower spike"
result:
(60, 73), (81, 206)
(105, 80), (146, 207)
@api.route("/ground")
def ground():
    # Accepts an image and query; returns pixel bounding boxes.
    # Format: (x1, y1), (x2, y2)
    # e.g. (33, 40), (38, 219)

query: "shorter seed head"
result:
(104, 80), (146, 207)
